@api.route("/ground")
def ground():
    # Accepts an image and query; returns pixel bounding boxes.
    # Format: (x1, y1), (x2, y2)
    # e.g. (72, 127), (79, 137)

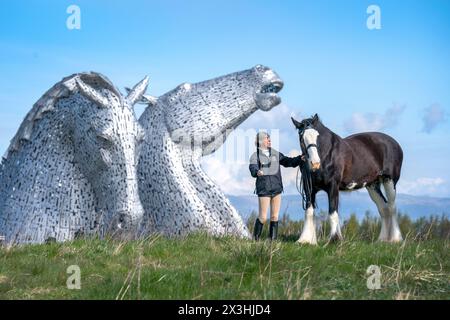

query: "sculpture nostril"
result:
(115, 211), (131, 230)
(115, 208), (142, 230)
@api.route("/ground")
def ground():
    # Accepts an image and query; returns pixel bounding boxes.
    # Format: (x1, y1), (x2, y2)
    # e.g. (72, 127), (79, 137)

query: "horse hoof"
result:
(297, 239), (318, 245)
(327, 234), (343, 243)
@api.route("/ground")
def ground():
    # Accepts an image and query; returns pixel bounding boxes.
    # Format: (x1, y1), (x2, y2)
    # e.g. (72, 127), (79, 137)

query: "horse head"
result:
(70, 73), (148, 238)
(155, 64), (283, 155)
(291, 114), (321, 171)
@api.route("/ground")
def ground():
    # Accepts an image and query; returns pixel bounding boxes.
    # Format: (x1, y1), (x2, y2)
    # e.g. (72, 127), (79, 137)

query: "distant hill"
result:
(227, 192), (450, 221)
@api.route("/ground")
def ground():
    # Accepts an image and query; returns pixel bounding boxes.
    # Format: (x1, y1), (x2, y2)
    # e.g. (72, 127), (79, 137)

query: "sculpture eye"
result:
(97, 133), (114, 148)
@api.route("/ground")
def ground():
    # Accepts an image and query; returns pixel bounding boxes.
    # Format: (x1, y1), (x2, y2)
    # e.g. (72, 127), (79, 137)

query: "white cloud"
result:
(200, 156), (254, 195)
(240, 103), (300, 131)
(422, 103), (446, 133)
(281, 149), (303, 193)
(198, 103), (304, 196)
(344, 104), (406, 134)
(200, 148), (302, 196)
(397, 177), (447, 197)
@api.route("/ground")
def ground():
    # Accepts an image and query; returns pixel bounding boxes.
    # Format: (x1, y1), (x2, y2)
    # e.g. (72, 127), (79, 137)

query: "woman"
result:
(249, 131), (304, 240)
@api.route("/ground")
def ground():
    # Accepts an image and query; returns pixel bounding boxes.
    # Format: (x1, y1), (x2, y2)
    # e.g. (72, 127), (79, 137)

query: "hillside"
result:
(228, 193), (450, 221)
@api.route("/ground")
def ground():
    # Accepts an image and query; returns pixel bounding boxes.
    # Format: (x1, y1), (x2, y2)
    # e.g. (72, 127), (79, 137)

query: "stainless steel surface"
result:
(0, 72), (148, 244)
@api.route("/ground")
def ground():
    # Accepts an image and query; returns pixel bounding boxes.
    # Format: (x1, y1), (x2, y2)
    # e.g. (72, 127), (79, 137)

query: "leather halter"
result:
(297, 122), (319, 158)
(306, 143), (318, 151)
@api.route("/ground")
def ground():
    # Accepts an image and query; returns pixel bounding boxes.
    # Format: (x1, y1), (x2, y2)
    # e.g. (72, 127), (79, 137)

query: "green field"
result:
(0, 232), (448, 300)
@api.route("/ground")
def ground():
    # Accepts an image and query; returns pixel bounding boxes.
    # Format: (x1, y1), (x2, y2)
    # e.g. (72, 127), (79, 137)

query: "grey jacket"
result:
(249, 148), (303, 196)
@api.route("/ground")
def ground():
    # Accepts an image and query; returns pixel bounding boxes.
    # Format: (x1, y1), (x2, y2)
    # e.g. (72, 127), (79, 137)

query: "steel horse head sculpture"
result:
(0, 72), (148, 244)
(137, 65), (284, 237)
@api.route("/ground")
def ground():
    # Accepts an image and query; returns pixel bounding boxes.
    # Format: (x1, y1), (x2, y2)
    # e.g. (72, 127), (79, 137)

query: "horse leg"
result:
(328, 185), (343, 242)
(366, 182), (390, 241)
(383, 179), (403, 242)
(297, 192), (317, 245)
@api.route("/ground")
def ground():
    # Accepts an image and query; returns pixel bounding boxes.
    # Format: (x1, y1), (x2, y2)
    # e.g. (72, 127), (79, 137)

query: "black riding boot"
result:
(253, 218), (264, 241)
(269, 221), (279, 241)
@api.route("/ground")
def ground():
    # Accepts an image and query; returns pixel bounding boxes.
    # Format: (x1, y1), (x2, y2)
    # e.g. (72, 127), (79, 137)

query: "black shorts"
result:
(257, 191), (282, 198)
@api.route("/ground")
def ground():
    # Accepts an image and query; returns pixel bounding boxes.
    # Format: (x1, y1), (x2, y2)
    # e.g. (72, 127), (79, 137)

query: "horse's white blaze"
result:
(329, 211), (343, 239)
(297, 205), (317, 245)
(303, 128), (320, 166)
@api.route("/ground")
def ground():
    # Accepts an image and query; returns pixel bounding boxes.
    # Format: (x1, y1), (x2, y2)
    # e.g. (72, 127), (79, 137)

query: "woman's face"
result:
(261, 135), (271, 149)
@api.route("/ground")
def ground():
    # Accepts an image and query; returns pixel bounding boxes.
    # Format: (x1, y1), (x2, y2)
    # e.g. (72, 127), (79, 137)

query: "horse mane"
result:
(3, 72), (121, 159)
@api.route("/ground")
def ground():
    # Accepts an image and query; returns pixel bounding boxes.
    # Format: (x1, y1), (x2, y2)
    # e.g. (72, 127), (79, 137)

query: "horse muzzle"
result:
(310, 162), (321, 171)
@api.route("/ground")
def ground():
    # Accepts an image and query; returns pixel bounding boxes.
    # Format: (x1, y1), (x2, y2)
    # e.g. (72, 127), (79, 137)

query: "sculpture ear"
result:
(291, 117), (302, 129)
(126, 76), (149, 106)
(125, 87), (158, 106)
(140, 94), (158, 106)
(75, 77), (109, 107)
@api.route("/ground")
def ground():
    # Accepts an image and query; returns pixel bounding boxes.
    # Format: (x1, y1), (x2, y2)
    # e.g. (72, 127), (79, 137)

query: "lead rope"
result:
(296, 162), (313, 211)
(296, 157), (314, 211)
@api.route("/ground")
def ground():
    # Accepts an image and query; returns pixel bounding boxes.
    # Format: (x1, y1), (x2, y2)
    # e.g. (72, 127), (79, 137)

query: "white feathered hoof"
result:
(297, 205), (318, 245)
(328, 211), (343, 243)
(389, 227), (403, 243)
(297, 231), (318, 245)
(328, 232), (343, 243)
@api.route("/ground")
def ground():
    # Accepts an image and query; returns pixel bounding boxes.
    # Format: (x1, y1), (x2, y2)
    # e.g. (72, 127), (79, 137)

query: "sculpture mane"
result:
(4, 72), (120, 158)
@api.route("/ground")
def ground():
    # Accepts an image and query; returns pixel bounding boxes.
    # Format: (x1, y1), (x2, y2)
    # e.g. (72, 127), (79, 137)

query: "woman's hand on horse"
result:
(257, 170), (264, 176)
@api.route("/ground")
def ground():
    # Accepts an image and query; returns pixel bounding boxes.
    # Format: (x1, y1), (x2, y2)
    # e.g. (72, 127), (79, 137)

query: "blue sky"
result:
(1, 0), (449, 197)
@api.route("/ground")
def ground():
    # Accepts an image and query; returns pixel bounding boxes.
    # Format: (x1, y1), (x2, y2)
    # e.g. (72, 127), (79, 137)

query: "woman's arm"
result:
(249, 153), (260, 177)
(279, 152), (304, 168)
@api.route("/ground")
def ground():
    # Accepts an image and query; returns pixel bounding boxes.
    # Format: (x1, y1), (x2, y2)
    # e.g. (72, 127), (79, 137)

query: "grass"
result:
(0, 233), (448, 300)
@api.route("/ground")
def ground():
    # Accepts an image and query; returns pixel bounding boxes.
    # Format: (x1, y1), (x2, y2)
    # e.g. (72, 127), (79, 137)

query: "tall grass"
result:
(0, 231), (448, 300)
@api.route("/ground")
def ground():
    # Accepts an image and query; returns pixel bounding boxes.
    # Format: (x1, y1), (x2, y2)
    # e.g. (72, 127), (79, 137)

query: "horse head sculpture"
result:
(137, 65), (284, 237)
(0, 72), (148, 244)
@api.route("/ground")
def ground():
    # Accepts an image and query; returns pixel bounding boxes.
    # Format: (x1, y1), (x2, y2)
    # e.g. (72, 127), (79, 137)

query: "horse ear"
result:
(126, 76), (149, 106)
(75, 77), (109, 107)
(291, 117), (302, 128)
(313, 113), (319, 122)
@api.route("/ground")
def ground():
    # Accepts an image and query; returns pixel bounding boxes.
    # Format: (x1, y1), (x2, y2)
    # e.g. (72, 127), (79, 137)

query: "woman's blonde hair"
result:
(255, 131), (270, 147)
